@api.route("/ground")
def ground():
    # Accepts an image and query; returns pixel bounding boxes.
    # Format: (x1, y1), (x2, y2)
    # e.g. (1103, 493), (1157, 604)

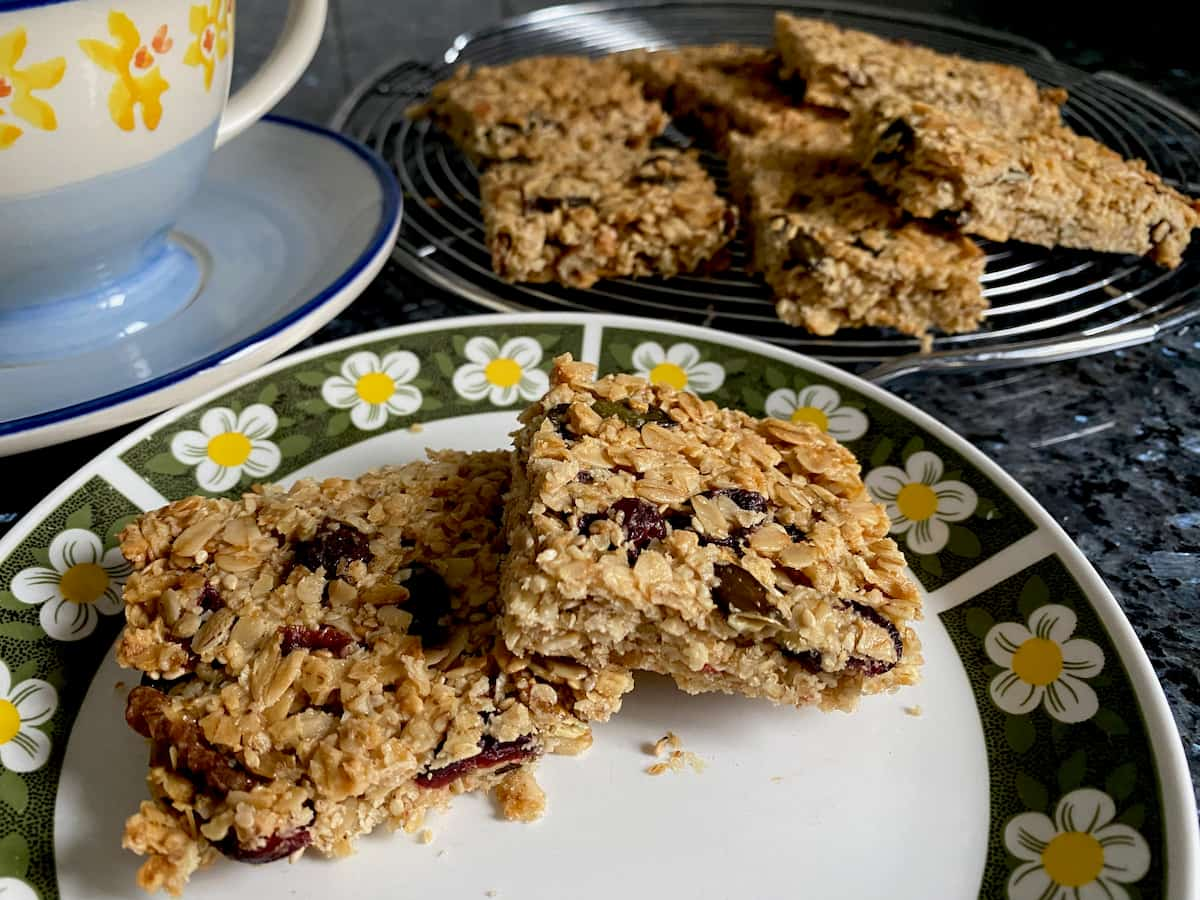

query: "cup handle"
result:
(215, 0), (329, 148)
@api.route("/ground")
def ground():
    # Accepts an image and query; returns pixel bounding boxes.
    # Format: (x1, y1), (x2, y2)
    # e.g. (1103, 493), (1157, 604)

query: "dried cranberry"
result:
(216, 827), (312, 864)
(279, 625), (355, 657)
(577, 512), (604, 536)
(712, 564), (776, 618)
(398, 564), (451, 645)
(294, 520), (371, 575)
(844, 600), (904, 676)
(415, 735), (540, 789)
(707, 489), (768, 514)
(198, 582), (223, 611)
(609, 498), (665, 549)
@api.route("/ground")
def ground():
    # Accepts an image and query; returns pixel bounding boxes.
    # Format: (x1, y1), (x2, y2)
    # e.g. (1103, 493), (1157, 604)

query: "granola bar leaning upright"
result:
(117, 452), (632, 895)
(407, 55), (668, 163)
(499, 355), (923, 713)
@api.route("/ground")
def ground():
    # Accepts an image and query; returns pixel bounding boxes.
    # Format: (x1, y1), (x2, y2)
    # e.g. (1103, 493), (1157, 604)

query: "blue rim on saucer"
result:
(0, 115), (401, 443)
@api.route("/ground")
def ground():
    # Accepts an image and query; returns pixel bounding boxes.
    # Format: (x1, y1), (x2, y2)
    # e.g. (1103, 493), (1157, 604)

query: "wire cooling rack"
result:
(332, 2), (1200, 381)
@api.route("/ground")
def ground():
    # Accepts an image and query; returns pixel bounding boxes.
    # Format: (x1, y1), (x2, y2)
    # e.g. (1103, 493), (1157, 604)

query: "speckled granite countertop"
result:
(1, 0), (1196, 806)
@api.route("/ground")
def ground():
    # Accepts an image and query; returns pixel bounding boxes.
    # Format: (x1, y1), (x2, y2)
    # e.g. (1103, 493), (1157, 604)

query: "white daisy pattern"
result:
(320, 350), (423, 431)
(985, 604), (1105, 723)
(630, 341), (725, 394)
(1005, 787), (1150, 899)
(764, 385), (869, 441)
(452, 337), (549, 406)
(169, 405), (282, 493)
(0, 661), (57, 773)
(9, 528), (132, 642)
(864, 450), (978, 555)
(0, 876), (38, 900)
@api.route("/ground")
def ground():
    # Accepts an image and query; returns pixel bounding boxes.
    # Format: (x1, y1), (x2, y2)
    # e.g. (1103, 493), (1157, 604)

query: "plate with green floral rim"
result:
(0, 313), (1194, 900)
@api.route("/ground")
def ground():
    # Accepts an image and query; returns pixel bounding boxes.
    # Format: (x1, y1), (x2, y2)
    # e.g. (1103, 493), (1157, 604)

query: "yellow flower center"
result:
(896, 482), (939, 522)
(355, 372), (395, 404)
(1042, 831), (1105, 888)
(0, 700), (20, 745)
(649, 362), (687, 390)
(485, 358), (523, 388)
(790, 406), (829, 431)
(207, 432), (252, 468)
(1011, 637), (1064, 686)
(59, 562), (110, 605)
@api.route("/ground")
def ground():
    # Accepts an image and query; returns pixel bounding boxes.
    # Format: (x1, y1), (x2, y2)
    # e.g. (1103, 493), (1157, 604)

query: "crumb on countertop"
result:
(418, 828), (434, 845)
(651, 731), (681, 757)
(645, 731), (705, 775)
(770, 775), (785, 783)
(905, 705), (923, 717)
(493, 768), (546, 822)
(409, 422), (425, 433)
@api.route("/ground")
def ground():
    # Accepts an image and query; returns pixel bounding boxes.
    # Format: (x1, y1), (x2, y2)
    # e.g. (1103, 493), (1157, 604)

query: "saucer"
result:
(0, 116), (401, 457)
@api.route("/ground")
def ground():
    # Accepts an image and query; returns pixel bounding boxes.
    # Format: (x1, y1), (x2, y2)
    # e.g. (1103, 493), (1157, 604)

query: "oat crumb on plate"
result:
(651, 731), (682, 757)
(905, 704), (923, 717)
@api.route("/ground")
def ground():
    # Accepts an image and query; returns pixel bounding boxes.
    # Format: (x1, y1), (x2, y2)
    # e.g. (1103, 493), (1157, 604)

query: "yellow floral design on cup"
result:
(184, 0), (232, 90)
(0, 28), (66, 149)
(79, 12), (171, 132)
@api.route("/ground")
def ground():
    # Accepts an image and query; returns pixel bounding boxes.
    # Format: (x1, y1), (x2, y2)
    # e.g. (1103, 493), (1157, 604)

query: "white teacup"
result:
(0, 0), (328, 362)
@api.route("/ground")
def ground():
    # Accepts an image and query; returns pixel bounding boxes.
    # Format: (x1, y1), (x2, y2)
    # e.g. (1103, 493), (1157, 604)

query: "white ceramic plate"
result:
(0, 314), (1194, 900)
(0, 116), (401, 458)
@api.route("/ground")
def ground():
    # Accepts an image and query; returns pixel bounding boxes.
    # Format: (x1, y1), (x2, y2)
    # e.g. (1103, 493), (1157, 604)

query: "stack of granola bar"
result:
(412, 21), (1199, 341)
(116, 358), (925, 893)
(408, 55), (738, 289)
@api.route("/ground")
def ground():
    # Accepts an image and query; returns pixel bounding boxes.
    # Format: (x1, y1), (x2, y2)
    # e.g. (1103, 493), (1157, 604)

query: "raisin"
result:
(415, 735), (540, 789)
(871, 117), (915, 165)
(782, 648), (824, 674)
(590, 399), (676, 429)
(786, 232), (824, 269)
(216, 827), (312, 864)
(844, 600), (904, 676)
(784, 525), (807, 543)
(712, 564), (776, 618)
(609, 498), (666, 549)
(125, 686), (256, 794)
(575, 471), (594, 484)
(294, 520), (371, 576)
(707, 489), (768, 514)
(279, 625), (355, 657)
(398, 564), (452, 645)
(198, 582), (223, 612)
(545, 403), (573, 437)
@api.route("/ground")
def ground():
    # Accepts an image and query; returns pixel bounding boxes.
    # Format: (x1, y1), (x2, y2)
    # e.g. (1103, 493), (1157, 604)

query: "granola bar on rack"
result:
(853, 97), (1200, 267)
(117, 451), (632, 895)
(408, 55), (668, 163)
(499, 355), (923, 712)
(480, 145), (737, 288)
(773, 13), (1065, 134)
(728, 130), (986, 337)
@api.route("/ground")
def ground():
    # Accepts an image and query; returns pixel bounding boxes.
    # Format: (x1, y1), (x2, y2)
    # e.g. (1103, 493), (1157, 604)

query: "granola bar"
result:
(117, 451), (632, 895)
(774, 14), (1066, 133)
(480, 146), (737, 288)
(499, 355), (924, 712)
(728, 130), (986, 337)
(618, 44), (850, 150)
(854, 97), (1200, 267)
(408, 55), (668, 163)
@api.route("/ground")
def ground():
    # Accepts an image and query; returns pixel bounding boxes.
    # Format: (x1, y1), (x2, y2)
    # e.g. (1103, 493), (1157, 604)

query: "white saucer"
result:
(0, 116), (401, 457)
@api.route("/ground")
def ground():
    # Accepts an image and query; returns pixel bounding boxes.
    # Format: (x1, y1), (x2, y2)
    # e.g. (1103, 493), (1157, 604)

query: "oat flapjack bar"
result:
(773, 14), (1065, 134)
(854, 98), (1200, 267)
(480, 145), (737, 288)
(407, 55), (668, 163)
(117, 451), (632, 895)
(728, 130), (986, 338)
(499, 355), (923, 712)
(618, 44), (850, 151)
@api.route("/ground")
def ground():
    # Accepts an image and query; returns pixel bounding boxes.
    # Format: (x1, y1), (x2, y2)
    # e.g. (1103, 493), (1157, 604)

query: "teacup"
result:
(0, 0), (328, 363)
